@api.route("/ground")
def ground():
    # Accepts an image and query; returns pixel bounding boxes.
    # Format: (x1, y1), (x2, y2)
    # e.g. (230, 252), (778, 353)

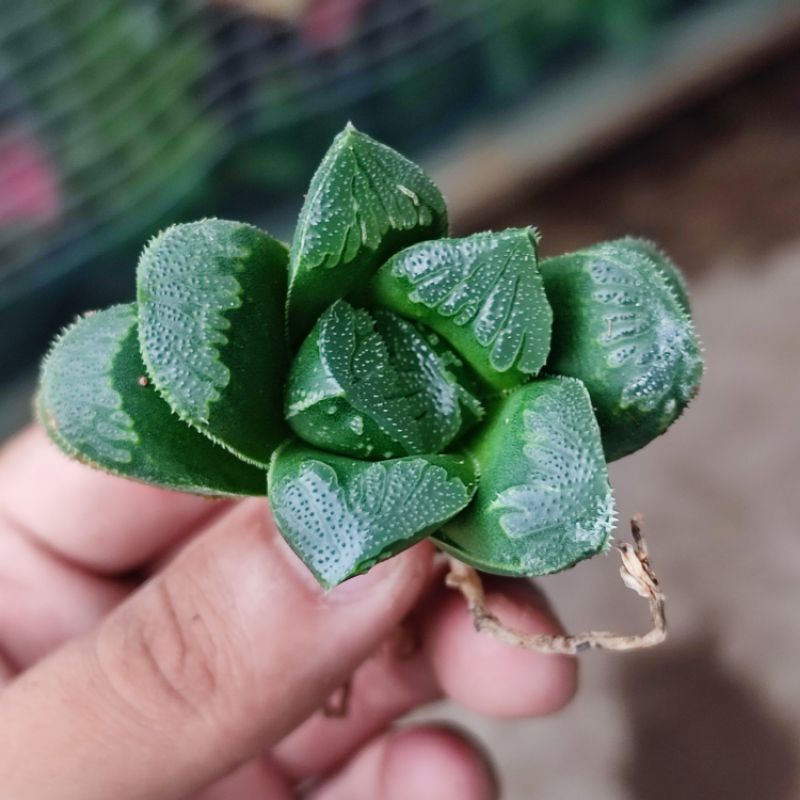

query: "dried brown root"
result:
(445, 514), (666, 654)
(322, 679), (352, 718)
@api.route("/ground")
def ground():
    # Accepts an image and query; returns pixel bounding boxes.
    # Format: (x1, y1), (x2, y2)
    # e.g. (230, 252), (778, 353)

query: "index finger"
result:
(0, 426), (230, 574)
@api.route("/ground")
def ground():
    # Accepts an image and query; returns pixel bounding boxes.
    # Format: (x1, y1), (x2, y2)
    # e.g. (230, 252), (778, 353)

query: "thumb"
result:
(0, 499), (434, 800)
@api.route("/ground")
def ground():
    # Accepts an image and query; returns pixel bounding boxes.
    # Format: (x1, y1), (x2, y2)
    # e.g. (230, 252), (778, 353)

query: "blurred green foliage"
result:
(0, 0), (712, 372)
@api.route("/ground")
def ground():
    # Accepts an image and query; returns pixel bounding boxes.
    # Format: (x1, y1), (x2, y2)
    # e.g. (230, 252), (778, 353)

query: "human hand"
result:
(0, 426), (576, 800)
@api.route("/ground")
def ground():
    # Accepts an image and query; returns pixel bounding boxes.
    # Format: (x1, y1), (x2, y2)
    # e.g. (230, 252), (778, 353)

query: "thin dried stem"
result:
(445, 515), (666, 654)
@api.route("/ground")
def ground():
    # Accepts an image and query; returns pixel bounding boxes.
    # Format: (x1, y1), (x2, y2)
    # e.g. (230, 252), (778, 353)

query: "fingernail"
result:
(327, 543), (431, 604)
(271, 517), (431, 605)
(326, 553), (409, 602)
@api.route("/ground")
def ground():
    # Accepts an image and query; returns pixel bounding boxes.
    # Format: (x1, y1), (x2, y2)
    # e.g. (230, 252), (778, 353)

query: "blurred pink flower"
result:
(0, 130), (62, 228)
(302, 0), (370, 48)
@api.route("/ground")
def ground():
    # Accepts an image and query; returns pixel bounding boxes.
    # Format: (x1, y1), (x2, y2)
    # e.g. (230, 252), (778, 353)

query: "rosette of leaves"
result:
(37, 124), (703, 591)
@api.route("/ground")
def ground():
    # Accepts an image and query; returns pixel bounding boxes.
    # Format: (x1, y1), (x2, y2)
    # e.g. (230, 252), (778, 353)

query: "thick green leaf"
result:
(137, 219), (289, 466)
(268, 442), (478, 589)
(540, 240), (703, 460)
(285, 300), (483, 459)
(434, 377), (615, 576)
(370, 228), (552, 390)
(287, 124), (448, 343)
(37, 305), (265, 496)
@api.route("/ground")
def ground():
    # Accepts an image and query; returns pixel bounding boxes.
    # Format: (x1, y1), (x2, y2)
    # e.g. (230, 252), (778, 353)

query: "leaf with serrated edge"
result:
(616, 237), (691, 313)
(268, 443), (477, 589)
(287, 123), (447, 342)
(370, 228), (552, 390)
(285, 300), (482, 459)
(137, 219), (289, 466)
(435, 377), (614, 576)
(38, 305), (265, 496)
(540, 239), (703, 460)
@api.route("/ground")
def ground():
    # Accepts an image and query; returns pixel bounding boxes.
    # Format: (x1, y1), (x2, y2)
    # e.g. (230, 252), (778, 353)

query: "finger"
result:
(0, 514), (127, 667)
(0, 499), (433, 800)
(310, 724), (497, 800)
(0, 651), (14, 686)
(0, 426), (229, 574)
(274, 622), (440, 782)
(423, 577), (578, 717)
(192, 758), (294, 800)
(274, 574), (575, 783)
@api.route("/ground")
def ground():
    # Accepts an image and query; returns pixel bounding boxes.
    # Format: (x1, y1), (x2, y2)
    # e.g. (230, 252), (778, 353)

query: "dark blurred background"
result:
(2, 1), (799, 796)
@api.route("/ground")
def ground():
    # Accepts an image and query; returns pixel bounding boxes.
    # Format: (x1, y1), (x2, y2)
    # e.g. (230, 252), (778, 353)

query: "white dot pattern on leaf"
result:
(273, 455), (471, 586)
(39, 304), (266, 496)
(490, 380), (615, 573)
(290, 128), (445, 276)
(586, 247), (703, 414)
(318, 302), (478, 454)
(41, 306), (139, 464)
(388, 230), (551, 374)
(138, 221), (254, 423)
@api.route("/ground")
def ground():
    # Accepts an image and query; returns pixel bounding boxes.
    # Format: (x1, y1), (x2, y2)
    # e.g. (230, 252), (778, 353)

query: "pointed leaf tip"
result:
(287, 128), (447, 342)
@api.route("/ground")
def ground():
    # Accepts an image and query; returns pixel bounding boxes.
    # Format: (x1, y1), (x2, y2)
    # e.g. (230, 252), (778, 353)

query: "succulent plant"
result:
(37, 124), (703, 598)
